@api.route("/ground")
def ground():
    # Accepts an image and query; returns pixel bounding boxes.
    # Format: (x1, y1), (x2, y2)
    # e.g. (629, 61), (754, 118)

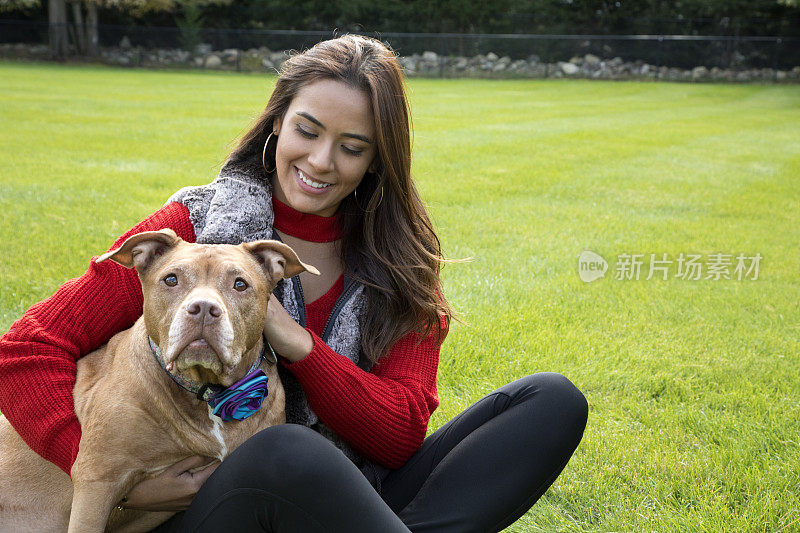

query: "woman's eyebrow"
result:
(296, 111), (372, 144)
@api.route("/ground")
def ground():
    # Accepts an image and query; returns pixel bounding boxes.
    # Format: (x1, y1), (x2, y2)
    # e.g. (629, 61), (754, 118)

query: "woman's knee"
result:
(210, 424), (352, 493)
(514, 372), (589, 438)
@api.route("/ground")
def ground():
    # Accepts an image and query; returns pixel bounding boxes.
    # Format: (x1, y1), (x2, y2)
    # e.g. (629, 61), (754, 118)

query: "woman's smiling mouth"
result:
(296, 167), (333, 193)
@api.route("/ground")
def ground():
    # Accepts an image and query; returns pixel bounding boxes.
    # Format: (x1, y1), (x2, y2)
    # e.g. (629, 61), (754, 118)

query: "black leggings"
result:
(154, 372), (588, 532)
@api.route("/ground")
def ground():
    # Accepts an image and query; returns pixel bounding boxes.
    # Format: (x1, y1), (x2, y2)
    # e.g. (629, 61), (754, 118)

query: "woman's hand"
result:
(264, 293), (314, 363)
(122, 456), (219, 511)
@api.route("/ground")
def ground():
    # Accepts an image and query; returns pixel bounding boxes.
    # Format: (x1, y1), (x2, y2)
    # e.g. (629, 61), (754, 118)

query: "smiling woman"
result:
(0, 34), (587, 533)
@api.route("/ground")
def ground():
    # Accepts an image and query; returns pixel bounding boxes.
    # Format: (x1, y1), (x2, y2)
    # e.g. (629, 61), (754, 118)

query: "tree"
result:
(66, 0), (99, 56)
(48, 0), (68, 58)
(1, 0), (229, 58)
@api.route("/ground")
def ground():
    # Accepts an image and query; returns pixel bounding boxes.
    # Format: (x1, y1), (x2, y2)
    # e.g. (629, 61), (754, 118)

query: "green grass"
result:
(2, 61), (799, 532)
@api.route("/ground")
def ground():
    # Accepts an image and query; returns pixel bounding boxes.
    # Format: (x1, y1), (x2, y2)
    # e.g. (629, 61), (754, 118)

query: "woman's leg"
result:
(380, 372), (588, 533)
(160, 424), (410, 533)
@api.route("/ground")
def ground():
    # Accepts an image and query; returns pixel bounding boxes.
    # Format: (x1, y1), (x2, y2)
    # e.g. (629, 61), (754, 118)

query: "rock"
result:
(270, 51), (287, 65)
(422, 51), (438, 63)
(119, 36), (132, 50)
(195, 43), (212, 55)
(486, 52), (498, 62)
(398, 56), (414, 70)
(204, 54), (221, 68)
(527, 54), (540, 64)
(531, 63), (547, 77)
(569, 56), (582, 65)
(454, 57), (468, 70)
(105, 51), (131, 65)
(261, 58), (274, 69)
(584, 53), (600, 66)
(776, 70), (787, 81)
(561, 62), (579, 75)
(691, 66), (708, 80)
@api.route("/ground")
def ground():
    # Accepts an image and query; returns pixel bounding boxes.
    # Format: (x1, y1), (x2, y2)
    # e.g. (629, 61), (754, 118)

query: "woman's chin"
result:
(287, 195), (340, 217)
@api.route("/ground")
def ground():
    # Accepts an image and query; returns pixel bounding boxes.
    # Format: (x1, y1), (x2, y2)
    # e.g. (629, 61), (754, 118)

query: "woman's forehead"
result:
(289, 79), (374, 137)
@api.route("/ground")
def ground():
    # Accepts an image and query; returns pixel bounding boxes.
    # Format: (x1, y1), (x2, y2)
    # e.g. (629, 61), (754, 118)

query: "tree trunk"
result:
(86, 2), (99, 57)
(48, 0), (69, 59)
(71, 1), (87, 55)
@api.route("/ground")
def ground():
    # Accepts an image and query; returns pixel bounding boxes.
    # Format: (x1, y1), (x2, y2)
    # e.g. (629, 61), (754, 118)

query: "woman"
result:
(0, 35), (588, 532)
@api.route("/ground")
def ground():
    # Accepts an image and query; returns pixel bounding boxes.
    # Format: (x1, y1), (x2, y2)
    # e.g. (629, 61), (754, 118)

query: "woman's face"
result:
(273, 79), (376, 218)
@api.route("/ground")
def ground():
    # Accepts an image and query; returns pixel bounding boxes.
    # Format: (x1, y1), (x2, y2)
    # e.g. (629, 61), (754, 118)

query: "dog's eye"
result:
(234, 278), (249, 292)
(163, 274), (178, 287)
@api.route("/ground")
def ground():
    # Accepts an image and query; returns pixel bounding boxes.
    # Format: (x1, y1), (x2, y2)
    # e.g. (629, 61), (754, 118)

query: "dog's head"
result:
(98, 229), (318, 386)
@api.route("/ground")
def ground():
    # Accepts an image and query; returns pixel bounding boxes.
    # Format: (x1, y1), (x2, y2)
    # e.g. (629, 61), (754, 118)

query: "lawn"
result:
(1, 61), (798, 532)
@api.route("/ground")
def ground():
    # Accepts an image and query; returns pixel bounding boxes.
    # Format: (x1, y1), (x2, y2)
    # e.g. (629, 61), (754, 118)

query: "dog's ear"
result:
(97, 229), (181, 273)
(242, 240), (320, 282)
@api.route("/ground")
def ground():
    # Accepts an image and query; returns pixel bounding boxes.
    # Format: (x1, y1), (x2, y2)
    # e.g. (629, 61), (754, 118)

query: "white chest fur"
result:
(206, 406), (228, 461)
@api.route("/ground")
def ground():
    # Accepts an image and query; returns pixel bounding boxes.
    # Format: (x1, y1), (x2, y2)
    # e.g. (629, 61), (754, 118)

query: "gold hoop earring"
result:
(376, 186), (384, 207)
(354, 185), (384, 212)
(262, 132), (277, 174)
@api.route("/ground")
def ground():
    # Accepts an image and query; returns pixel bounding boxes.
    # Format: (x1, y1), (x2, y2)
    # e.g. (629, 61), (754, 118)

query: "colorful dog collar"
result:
(147, 335), (276, 421)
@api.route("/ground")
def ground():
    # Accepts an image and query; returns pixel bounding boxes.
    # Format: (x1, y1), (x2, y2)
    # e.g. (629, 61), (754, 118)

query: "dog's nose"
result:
(186, 299), (222, 323)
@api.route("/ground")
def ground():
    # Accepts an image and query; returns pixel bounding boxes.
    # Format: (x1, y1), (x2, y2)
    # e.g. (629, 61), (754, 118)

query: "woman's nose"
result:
(307, 141), (335, 173)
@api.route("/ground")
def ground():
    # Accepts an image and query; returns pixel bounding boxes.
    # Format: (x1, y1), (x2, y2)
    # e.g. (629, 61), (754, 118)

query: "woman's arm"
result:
(281, 316), (447, 469)
(0, 202), (195, 475)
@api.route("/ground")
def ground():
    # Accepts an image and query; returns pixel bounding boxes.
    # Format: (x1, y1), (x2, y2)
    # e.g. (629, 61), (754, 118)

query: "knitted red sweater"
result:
(0, 201), (444, 475)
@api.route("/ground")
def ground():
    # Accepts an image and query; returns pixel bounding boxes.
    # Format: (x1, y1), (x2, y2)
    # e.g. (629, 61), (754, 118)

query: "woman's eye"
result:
(234, 278), (249, 292)
(342, 145), (363, 156)
(163, 274), (178, 287)
(295, 125), (316, 139)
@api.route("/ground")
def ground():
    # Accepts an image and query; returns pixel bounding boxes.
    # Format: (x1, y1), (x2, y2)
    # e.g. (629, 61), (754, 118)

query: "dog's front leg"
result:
(68, 478), (123, 533)
(68, 432), (133, 533)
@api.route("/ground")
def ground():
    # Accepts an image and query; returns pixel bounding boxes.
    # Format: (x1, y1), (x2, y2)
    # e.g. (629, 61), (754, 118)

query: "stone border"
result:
(2, 43), (797, 82)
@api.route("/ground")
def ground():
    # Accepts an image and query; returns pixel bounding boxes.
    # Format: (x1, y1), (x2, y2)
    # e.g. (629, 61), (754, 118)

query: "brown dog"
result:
(0, 229), (319, 532)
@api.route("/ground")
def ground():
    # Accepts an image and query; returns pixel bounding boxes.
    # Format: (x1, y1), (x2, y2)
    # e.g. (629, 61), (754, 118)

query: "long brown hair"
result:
(227, 34), (452, 362)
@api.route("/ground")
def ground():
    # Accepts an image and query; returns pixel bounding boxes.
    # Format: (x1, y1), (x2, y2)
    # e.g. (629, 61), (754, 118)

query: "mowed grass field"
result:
(1, 61), (799, 532)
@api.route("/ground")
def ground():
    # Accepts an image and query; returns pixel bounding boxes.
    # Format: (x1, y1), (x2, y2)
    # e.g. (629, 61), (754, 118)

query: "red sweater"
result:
(0, 200), (444, 475)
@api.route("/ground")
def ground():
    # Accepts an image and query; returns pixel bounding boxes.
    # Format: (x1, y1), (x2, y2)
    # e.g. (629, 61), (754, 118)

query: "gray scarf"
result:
(167, 154), (370, 464)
